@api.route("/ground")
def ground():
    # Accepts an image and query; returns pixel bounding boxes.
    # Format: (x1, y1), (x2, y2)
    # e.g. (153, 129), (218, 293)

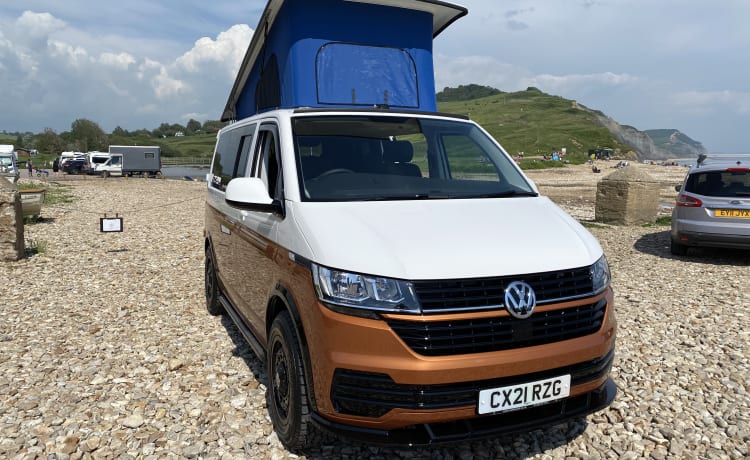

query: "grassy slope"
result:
(0, 134), (16, 144)
(437, 88), (630, 161)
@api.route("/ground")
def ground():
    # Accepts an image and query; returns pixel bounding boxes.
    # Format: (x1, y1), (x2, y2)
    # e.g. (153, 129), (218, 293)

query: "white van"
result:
(0, 144), (19, 182)
(204, 0), (615, 449)
(204, 108), (616, 447)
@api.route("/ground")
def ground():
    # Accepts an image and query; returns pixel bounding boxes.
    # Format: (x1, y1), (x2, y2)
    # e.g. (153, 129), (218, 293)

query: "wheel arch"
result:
(267, 284), (319, 412)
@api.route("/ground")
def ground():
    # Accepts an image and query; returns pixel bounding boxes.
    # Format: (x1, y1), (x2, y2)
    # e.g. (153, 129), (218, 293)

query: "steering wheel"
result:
(316, 168), (354, 178)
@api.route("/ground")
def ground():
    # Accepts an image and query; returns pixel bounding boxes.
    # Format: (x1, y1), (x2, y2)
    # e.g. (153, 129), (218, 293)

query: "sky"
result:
(1, 1), (749, 154)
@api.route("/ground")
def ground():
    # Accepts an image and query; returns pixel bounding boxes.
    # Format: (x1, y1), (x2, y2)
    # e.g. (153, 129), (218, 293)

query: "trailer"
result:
(96, 145), (162, 177)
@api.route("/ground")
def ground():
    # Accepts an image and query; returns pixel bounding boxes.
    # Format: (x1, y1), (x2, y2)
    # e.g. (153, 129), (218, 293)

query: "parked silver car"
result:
(671, 156), (750, 255)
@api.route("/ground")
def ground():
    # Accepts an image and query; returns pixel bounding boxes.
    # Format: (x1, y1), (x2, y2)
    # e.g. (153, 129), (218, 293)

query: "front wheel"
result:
(267, 311), (315, 450)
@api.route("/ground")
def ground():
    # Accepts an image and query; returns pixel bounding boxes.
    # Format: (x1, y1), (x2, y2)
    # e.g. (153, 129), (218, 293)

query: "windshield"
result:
(0, 156), (13, 166)
(293, 115), (535, 201)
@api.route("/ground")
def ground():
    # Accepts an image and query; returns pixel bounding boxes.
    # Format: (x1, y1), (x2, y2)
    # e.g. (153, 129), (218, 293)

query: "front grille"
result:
(387, 298), (607, 356)
(330, 348), (614, 417)
(413, 266), (594, 313)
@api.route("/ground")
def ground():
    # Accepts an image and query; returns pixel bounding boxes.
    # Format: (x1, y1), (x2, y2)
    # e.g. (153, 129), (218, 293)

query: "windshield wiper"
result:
(368, 193), (451, 201)
(474, 190), (539, 198)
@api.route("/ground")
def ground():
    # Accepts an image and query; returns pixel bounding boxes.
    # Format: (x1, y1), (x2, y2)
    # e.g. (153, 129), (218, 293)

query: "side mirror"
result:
(225, 177), (283, 215)
(674, 184), (682, 192)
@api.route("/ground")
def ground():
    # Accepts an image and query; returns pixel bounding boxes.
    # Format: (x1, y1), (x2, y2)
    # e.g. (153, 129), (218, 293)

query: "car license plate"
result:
(714, 209), (750, 218)
(477, 375), (570, 415)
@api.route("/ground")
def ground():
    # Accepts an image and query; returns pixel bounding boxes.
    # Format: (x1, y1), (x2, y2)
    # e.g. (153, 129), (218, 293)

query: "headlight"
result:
(312, 263), (421, 314)
(590, 255), (611, 293)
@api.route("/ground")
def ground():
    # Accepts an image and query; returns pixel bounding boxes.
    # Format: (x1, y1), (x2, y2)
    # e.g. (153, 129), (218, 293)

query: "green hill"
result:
(644, 129), (706, 158)
(436, 87), (631, 161)
(0, 134), (16, 145)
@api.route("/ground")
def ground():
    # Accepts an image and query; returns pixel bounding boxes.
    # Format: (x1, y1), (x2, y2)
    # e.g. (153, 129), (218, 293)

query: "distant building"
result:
(175, 131), (184, 137)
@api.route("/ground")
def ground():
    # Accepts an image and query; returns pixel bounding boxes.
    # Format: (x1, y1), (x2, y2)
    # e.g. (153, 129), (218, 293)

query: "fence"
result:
(161, 157), (211, 166)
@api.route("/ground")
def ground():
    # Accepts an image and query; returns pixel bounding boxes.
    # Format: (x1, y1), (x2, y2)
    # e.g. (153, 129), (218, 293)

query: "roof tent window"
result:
(316, 43), (419, 108)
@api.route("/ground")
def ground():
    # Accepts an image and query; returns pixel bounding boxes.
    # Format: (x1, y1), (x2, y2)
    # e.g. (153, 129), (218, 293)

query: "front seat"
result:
(383, 141), (421, 177)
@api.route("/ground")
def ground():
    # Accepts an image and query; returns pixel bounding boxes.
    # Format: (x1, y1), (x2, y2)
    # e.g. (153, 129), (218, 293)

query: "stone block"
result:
(595, 167), (660, 225)
(0, 178), (25, 261)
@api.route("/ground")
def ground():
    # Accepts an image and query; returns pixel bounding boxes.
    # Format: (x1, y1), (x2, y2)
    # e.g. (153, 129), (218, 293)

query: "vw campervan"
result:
(205, 0), (615, 448)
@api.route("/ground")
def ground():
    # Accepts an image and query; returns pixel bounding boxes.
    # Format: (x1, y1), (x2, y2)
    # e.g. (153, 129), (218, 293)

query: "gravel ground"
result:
(1, 167), (748, 459)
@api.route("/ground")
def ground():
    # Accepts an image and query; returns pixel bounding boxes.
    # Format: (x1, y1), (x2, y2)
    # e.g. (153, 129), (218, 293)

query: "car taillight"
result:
(676, 194), (702, 207)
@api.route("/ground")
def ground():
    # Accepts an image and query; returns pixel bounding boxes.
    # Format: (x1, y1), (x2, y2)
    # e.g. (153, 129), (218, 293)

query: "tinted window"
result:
(255, 127), (282, 200)
(210, 124), (256, 191)
(685, 170), (750, 197)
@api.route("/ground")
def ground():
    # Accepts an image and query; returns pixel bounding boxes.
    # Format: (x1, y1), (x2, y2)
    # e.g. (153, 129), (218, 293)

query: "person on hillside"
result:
(27, 160), (33, 177)
(52, 158), (60, 176)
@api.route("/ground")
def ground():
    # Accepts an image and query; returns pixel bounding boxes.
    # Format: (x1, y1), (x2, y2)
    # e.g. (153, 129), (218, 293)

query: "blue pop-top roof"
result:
(221, 0), (467, 121)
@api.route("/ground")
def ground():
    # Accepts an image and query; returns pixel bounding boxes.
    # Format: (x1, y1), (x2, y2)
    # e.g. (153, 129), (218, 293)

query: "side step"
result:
(219, 295), (267, 361)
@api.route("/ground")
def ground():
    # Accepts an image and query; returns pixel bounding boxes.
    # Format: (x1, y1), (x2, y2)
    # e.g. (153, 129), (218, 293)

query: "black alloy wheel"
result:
(267, 311), (314, 450)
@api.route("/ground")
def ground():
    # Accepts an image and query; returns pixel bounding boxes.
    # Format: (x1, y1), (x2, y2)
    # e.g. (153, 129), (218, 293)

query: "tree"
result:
(202, 120), (227, 133)
(70, 118), (107, 151)
(112, 126), (129, 137)
(436, 84), (503, 102)
(186, 119), (202, 135)
(34, 128), (65, 156)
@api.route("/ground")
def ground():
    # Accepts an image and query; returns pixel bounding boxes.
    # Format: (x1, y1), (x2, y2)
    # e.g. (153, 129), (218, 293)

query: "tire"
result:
(267, 311), (315, 450)
(670, 240), (689, 256)
(205, 247), (224, 315)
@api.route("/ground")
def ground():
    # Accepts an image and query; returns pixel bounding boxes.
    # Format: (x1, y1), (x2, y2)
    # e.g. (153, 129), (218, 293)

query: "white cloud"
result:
(671, 90), (750, 116)
(176, 24), (253, 77)
(152, 66), (188, 99)
(99, 52), (136, 70)
(435, 54), (531, 93)
(523, 72), (639, 95)
(48, 40), (90, 68)
(14, 10), (66, 46)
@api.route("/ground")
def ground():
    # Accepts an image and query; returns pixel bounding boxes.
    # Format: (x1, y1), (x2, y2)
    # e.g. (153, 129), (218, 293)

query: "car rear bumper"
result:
(672, 230), (750, 249)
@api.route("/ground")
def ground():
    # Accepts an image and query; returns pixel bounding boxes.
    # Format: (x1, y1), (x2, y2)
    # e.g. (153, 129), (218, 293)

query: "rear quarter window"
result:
(211, 124), (256, 191)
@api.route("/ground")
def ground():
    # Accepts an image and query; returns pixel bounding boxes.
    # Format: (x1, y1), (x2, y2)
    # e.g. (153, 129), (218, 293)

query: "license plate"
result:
(715, 209), (750, 218)
(477, 375), (570, 415)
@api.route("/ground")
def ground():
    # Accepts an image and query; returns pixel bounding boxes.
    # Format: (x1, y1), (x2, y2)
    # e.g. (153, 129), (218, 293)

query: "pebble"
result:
(2, 169), (748, 459)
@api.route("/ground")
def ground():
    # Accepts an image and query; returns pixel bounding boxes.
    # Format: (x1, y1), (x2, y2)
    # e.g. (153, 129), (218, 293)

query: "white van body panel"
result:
(287, 197), (602, 280)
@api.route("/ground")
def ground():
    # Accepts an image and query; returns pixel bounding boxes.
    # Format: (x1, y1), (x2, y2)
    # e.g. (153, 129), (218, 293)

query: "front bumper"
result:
(296, 283), (617, 436)
(312, 377), (616, 446)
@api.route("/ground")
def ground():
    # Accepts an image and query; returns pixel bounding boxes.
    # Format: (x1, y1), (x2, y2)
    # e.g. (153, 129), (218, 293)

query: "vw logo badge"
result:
(504, 281), (536, 319)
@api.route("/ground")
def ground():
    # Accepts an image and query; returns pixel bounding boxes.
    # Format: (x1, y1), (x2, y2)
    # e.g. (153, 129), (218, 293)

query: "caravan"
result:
(95, 145), (161, 177)
(204, 0), (616, 448)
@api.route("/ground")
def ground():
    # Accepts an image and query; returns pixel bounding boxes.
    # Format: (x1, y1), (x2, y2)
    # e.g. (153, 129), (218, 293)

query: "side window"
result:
(441, 134), (501, 182)
(254, 127), (282, 200)
(236, 132), (255, 178)
(210, 124), (256, 191)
